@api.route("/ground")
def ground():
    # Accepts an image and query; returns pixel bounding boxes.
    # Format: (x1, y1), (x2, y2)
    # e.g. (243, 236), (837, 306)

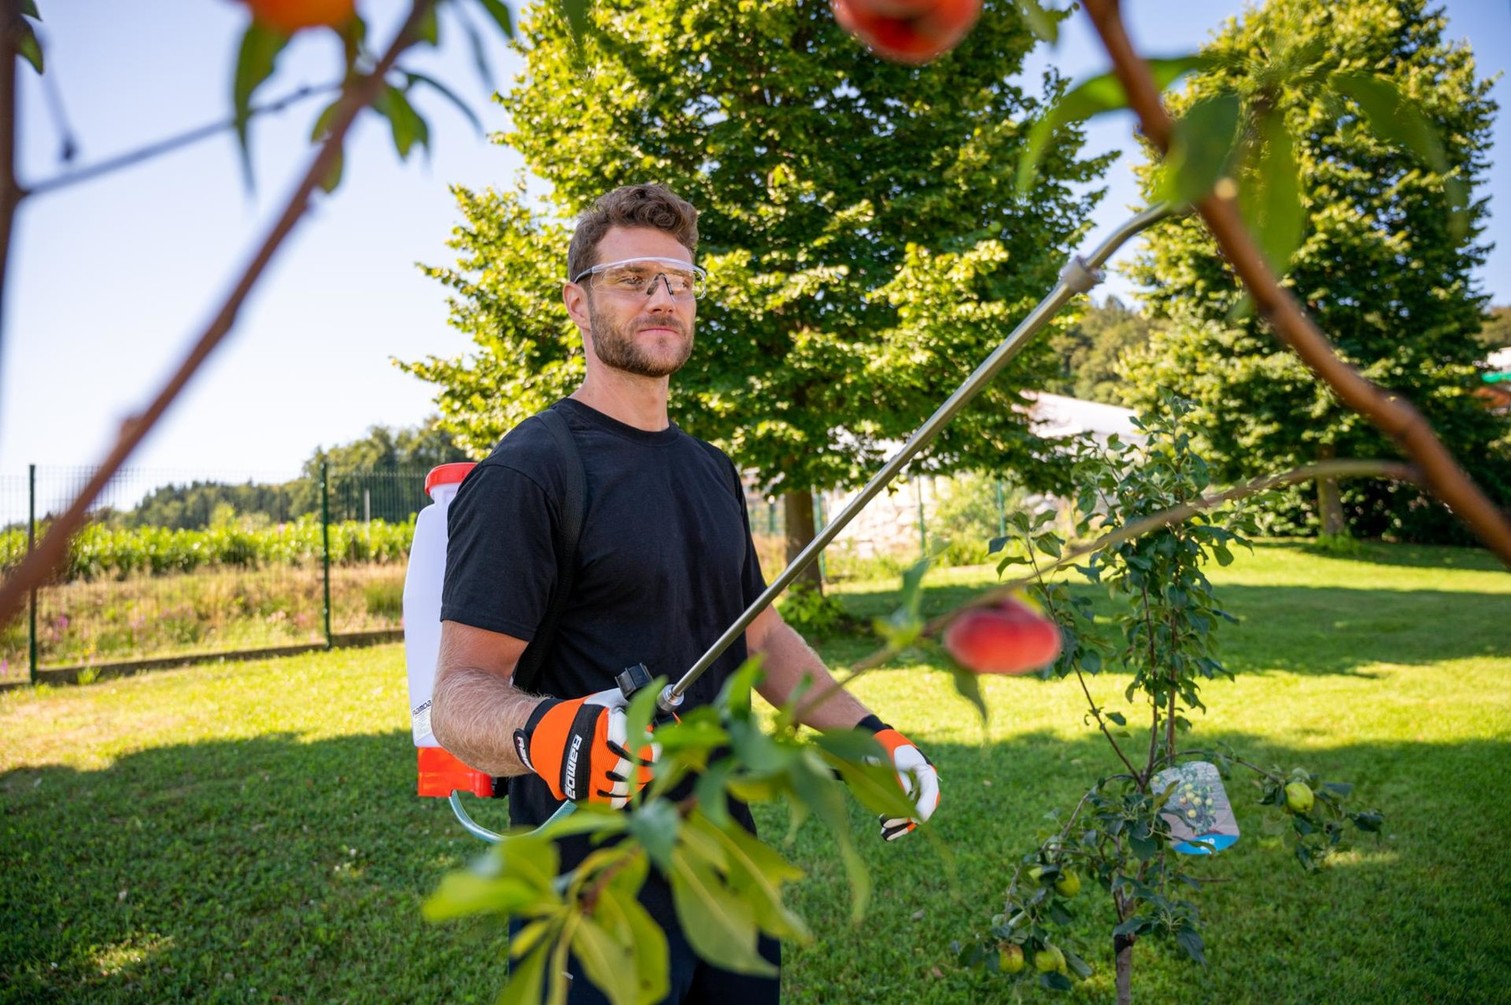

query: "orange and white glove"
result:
(513, 687), (657, 808)
(860, 715), (940, 841)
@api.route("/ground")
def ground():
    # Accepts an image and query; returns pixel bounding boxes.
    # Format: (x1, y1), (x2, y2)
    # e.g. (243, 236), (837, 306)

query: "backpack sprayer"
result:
(404, 203), (1177, 843)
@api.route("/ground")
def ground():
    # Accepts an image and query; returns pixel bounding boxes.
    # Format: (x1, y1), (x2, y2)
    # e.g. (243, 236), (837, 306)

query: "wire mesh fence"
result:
(0, 462), (1030, 685)
(0, 465), (431, 684)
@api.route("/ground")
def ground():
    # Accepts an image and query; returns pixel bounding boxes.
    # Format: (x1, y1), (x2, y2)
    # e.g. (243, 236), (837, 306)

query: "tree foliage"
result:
(1121, 0), (1507, 542)
(402, 0), (1112, 535)
(1476, 305), (1511, 352)
(958, 397), (1381, 999)
(108, 419), (464, 529)
(1042, 295), (1157, 405)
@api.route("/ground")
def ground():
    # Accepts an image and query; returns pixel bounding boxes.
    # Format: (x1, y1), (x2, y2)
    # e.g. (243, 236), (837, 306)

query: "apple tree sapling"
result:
(948, 396), (1384, 999)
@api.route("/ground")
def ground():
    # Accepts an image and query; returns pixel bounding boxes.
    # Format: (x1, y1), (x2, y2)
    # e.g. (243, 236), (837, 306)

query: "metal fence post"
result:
(27, 464), (37, 684)
(811, 492), (828, 585)
(996, 479), (1007, 540)
(321, 461), (333, 648)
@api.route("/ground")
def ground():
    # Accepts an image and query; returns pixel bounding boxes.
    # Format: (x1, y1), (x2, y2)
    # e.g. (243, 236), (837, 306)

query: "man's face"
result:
(567, 226), (697, 379)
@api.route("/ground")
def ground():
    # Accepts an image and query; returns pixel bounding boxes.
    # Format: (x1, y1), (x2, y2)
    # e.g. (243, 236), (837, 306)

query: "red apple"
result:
(942, 594), (1063, 675)
(832, 0), (982, 65)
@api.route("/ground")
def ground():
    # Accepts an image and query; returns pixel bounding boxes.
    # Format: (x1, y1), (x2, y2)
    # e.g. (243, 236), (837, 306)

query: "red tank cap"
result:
(424, 462), (477, 499)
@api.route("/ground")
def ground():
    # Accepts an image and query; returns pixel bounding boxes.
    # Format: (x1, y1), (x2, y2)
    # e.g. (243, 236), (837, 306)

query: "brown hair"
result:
(567, 184), (699, 280)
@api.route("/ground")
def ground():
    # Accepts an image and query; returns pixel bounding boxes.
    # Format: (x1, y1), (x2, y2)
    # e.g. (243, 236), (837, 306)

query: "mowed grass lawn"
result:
(1, 541), (1508, 1004)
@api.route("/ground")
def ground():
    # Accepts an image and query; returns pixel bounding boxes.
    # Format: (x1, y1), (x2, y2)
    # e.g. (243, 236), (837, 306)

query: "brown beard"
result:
(586, 300), (694, 378)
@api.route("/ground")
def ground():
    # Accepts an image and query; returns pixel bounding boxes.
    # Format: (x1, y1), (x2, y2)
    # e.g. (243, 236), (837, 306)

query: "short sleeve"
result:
(440, 461), (559, 640)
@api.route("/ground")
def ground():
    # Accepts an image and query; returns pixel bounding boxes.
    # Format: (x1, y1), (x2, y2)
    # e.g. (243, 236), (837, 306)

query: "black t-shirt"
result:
(441, 397), (767, 846)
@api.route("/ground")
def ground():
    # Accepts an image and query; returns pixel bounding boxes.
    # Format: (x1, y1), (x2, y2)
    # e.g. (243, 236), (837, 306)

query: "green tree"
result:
(401, 0), (1112, 588)
(126, 480), (301, 530)
(294, 417), (468, 521)
(1043, 295), (1157, 404)
(1122, 0), (1507, 541)
(1476, 305), (1511, 352)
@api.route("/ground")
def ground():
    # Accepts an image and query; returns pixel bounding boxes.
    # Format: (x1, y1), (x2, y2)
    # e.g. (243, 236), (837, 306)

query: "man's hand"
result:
(513, 687), (656, 808)
(861, 716), (940, 841)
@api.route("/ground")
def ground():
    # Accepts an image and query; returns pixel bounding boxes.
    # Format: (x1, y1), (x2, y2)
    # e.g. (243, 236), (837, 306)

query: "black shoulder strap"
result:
(510, 407), (586, 696)
(695, 438), (745, 504)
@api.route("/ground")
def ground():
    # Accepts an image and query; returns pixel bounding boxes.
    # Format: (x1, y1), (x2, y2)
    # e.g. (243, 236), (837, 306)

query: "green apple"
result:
(1284, 781), (1314, 814)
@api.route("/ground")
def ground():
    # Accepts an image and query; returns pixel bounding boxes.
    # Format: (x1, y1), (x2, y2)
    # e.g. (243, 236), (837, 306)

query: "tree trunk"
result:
(782, 489), (823, 594)
(1317, 446), (1347, 536)
(1114, 932), (1135, 1005)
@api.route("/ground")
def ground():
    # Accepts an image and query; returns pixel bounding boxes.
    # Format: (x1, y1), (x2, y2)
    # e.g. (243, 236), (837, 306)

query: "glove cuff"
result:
(521, 695), (561, 734)
(513, 696), (562, 775)
(856, 714), (889, 734)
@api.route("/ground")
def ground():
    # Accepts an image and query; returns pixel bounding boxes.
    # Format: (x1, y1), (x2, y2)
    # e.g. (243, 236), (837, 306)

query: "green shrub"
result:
(775, 583), (853, 638)
(50, 518), (416, 583)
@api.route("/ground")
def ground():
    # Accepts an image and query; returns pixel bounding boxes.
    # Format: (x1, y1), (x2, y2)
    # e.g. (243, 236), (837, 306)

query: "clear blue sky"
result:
(3, 0), (1506, 506)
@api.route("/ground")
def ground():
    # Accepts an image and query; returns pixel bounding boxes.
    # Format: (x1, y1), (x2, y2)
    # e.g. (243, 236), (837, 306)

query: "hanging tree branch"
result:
(1080, 0), (1511, 567)
(24, 80), (343, 198)
(807, 458), (1422, 696)
(0, 0), (438, 627)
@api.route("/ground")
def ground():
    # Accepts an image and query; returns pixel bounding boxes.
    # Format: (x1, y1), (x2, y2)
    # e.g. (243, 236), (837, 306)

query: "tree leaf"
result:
(899, 557), (932, 619)
(571, 916), (638, 1005)
(497, 832), (567, 893)
(16, 17), (42, 74)
(1157, 91), (1242, 207)
(422, 872), (539, 922)
(1040, 971), (1075, 991)
(422, 832), (572, 923)
(1331, 72), (1446, 170)
(374, 84), (429, 160)
(823, 748), (916, 822)
(947, 665), (989, 727)
(232, 21), (289, 188)
(1018, 57), (1209, 192)
(458, 12), (496, 92)
(318, 146), (344, 194)
(403, 70), (485, 135)
(690, 812), (811, 942)
(1175, 926), (1207, 965)
(627, 799), (682, 873)
(309, 99), (343, 143)
(620, 888), (671, 1004)
(415, 0), (441, 46)
(668, 847), (776, 977)
(787, 754), (870, 921)
(1239, 107), (1304, 275)
(1013, 0), (1058, 44)
(475, 0), (516, 38)
(1331, 71), (1467, 239)
(1063, 945), (1094, 978)
(498, 940), (552, 1005)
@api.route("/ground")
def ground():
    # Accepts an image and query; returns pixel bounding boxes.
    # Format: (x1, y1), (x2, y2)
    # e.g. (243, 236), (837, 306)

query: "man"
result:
(430, 183), (938, 1004)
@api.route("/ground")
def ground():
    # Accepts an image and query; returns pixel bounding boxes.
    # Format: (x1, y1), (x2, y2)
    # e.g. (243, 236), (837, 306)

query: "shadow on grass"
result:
(3, 725), (1509, 1004)
(1286, 539), (1508, 571)
(771, 727), (1511, 1005)
(0, 729), (511, 1005)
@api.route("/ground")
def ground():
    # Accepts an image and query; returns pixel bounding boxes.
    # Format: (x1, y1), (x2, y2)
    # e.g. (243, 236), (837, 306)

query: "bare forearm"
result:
(754, 618), (870, 732)
(430, 665), (540, 777)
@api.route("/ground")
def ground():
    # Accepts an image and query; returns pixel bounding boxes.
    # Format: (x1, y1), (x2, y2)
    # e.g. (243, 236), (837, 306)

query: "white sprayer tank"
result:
(403, 462), (476, 747)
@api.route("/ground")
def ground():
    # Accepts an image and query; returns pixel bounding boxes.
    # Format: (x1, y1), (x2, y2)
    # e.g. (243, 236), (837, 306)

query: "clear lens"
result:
(575, 258), (706, 300)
